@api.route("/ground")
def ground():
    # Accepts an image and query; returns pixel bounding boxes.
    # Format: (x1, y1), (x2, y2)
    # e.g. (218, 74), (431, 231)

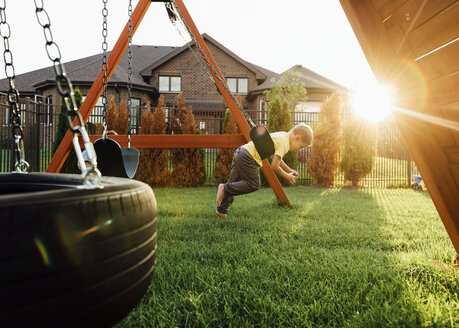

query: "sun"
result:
(351, 79), (394, 123)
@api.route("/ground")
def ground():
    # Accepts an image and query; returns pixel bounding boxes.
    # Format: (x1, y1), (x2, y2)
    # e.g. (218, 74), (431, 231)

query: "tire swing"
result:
(93, 0), (140, 179)
(166, 1), (275, 160)
(0, 2), (157, 328)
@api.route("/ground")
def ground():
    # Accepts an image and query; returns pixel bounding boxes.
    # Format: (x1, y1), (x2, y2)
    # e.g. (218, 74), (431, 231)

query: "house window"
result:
(159, 76), (181, 93)
(83, 96), (104, 125)
(226, 78), (248, 94)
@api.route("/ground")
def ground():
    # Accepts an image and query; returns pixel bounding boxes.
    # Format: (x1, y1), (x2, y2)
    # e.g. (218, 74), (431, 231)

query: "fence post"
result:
(407, 158), (412, 187)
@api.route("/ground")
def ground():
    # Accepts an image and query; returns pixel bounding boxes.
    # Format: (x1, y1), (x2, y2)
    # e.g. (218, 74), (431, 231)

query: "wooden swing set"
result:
(47, 0), (290, 205)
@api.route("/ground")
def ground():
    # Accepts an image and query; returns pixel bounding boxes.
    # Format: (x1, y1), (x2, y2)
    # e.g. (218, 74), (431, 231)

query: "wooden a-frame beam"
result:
(172, 0), (290, 205)
(46, 0), (152, 173)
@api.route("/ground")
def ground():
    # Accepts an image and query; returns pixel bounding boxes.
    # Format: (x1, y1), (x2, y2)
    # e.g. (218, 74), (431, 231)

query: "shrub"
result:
(106, 95), (128, 135)
(262, 96), (298, 185)
(307, 92), (345, 186)
(135, 96), (171, 187)
(170, 94), (206, 187)
(214, 109), (240, 183)
(340, 116), (375, 187)
(52, 88), (83, 174)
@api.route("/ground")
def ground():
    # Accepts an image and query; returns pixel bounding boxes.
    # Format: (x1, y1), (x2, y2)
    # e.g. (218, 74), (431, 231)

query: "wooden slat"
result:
(406, 2), (459, 59)
(416, 38), (459, 82)
(384, 0), (456, 31)
(444, 147), (459, 165)
(440, 102), (459, 146)
(372, 0), (408, 20)
(82, 134), (246, 148)
(449, 164), (459, 189)
(430, 71), (459, 107)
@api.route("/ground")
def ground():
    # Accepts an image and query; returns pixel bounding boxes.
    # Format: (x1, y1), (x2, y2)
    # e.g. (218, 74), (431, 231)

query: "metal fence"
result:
(1, 96), (420, 187)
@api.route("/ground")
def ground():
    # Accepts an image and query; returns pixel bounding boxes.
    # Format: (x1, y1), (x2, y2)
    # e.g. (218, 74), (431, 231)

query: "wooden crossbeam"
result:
(82, 134), (245, 148)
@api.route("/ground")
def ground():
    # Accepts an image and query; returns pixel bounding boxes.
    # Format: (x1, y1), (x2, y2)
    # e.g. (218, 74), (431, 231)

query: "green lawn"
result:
(118, 188), (458, 328)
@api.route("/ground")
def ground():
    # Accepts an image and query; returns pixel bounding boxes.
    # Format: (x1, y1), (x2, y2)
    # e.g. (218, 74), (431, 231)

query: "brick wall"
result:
(148, 42), (257, 110)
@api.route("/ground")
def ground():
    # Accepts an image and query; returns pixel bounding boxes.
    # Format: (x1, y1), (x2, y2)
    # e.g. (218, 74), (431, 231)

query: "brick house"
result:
(0, 34), (346, 134)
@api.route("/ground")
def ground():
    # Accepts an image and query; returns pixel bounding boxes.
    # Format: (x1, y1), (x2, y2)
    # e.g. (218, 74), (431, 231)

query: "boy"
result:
(216, 123), (313, 217)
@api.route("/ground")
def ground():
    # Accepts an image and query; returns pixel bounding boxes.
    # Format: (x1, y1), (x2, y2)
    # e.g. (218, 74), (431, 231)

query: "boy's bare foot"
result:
(215, 210), (227, 218)
(216, 183), (225, 206)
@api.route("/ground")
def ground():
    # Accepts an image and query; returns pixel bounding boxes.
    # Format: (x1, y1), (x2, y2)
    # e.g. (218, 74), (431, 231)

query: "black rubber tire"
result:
(0, 173), (157, 328)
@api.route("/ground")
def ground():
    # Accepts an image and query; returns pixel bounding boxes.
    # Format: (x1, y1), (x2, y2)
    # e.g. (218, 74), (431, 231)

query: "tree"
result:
(214, 109), (240, 183)
(170, 94), (206, 187)
(307, 92), (345, 186)
(135, 97), (171, 186)
(263, 96), (298, 185)
(51, 88), (83, 174)
(340, 115), (375, 187)
(264, 69), (308, 113)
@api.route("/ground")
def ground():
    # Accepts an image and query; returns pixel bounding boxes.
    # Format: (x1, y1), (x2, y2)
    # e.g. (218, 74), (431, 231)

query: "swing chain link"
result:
(101, 0), (108, 137)
(34, 0), (101, 187)
(169, 1), (255, 128)
(0, 1), (29, 172)
(127, 0), (133, 142)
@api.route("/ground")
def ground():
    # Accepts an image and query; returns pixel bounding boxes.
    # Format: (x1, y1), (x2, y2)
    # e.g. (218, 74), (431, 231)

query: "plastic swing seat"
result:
(93, 137), (139, 178)
(249, 124), (275, 160)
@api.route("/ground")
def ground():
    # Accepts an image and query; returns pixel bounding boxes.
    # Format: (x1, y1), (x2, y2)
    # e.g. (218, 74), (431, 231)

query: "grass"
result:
(117, 188), (458, 328)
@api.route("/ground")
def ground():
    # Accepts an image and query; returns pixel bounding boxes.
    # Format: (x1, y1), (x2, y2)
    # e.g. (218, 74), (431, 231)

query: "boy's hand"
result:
(291, 170), (299, 178)
(285, 172), (297, 184)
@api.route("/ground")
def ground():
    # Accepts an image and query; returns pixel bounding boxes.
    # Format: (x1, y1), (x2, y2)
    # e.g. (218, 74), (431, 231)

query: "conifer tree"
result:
(340, 115), (375, 187)
(307, 92), (344, 186)
(135, 97), (171, 186)
(52, 87), (83, 173)
(214, 109), (240, 183)
(170, 94), (206, 187)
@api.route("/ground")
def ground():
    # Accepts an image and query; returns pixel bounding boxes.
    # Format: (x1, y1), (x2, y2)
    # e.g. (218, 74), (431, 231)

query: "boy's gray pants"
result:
(217, 147), (260, 214)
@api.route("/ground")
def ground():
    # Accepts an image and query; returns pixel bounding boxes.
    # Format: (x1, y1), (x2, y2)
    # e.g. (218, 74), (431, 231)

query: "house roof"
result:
(140, 33), (269, 80)
(0, 45), (177, 94)
(250, 64), (348, 95)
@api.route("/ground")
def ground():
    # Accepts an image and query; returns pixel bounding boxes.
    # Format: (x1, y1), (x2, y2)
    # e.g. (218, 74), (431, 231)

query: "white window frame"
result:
(226, 77), (248, 94)
(159, 76), (181, 93)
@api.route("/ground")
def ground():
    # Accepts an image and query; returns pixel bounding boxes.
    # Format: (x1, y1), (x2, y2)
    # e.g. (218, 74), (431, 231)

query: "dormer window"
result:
(159, 76), (181, 93)
(226, 77), (248, 94)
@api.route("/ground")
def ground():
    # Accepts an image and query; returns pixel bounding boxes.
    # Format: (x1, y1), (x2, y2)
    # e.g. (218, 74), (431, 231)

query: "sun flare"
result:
(351, 80), (393, 123)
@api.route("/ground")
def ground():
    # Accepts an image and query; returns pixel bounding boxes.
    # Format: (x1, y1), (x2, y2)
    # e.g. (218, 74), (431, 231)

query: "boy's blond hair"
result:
(290, 124), (313, 146)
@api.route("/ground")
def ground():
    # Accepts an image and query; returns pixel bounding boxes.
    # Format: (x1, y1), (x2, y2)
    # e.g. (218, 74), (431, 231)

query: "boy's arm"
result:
(271, 155), (297, 184)
(280, 158), (299, 177)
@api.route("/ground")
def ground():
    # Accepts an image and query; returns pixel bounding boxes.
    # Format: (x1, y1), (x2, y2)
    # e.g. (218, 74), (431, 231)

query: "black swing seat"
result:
(249, 125), (275, 160)
(93, 138), (139, 179)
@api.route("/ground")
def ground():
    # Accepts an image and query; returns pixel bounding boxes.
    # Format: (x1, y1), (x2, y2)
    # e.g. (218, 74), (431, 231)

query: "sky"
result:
(3, 0), (376, 90)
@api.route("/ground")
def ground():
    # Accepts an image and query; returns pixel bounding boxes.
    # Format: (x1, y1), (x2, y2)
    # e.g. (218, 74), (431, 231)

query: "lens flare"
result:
(34, 237), (51, 266)
(80, 219), (113, 237)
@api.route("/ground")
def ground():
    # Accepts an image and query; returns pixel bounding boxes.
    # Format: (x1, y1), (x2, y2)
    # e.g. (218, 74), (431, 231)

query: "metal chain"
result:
(169, 1), (255, 127)
(34, 0), (101, 186)
(101, 0), (108, 137)
(0, 0), (29, 172)
(165, 3), (215, 85)
(127, 0), (133, 146)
